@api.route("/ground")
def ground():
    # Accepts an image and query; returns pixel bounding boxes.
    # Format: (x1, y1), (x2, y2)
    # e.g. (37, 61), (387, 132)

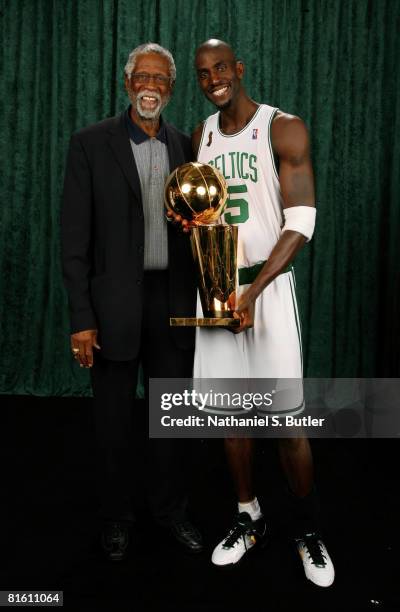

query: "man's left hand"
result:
(232, 291), (256, 334)
(166, 209), (192, 233)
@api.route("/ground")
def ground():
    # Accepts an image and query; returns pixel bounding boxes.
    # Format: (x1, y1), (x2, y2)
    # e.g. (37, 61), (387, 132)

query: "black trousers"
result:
(90, 271), (194, 524)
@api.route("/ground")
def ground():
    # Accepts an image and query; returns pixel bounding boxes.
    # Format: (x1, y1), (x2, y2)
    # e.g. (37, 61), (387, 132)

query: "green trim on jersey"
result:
(197, 121), (207, 156)
(216, 105), (263, 138)
(238, 261), (293, 285)
(288, 271), (304, 374)
(259, 400), (305, 417)
(268, 108), (280, 181)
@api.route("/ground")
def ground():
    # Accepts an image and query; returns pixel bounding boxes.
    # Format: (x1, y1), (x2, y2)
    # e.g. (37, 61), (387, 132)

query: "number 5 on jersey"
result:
(224, 184), (249, 224)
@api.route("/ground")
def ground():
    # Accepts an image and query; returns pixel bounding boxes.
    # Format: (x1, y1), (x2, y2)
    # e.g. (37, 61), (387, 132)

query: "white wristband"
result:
(282, 205), (316, 242)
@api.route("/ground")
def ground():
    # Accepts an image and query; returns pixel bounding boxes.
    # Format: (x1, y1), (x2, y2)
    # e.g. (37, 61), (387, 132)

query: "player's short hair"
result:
(124, 43), (176, 82)
(196, 39), (238, 62)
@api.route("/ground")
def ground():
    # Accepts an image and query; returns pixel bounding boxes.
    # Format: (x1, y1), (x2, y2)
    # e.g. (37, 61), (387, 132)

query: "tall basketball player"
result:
(191, 39), (334, 587)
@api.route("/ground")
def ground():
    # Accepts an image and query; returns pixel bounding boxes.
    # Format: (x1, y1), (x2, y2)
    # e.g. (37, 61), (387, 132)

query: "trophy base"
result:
(170, 317), (240, 327)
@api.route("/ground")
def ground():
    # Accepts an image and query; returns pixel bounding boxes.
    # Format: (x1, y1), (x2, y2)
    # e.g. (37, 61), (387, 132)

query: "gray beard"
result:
(129, 89), (170, 120)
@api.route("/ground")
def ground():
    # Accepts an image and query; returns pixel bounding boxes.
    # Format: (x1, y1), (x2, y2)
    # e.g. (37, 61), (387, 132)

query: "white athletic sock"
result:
(238, 497), (262, 521)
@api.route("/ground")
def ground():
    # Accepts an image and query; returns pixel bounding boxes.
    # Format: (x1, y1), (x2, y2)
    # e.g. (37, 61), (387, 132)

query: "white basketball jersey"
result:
(194, 104), (304, 405)
(198, 104), (283, 269)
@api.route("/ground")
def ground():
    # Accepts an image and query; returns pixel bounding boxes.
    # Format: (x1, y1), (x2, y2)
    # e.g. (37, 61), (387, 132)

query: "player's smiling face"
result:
(195, 47), (243, 110)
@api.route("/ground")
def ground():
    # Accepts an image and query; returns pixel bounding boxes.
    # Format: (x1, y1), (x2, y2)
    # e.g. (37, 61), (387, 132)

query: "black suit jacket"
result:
(61, 111), (196, 360)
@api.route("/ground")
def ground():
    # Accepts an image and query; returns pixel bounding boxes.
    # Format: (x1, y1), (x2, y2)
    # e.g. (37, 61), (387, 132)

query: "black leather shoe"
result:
(101, 521), (130, 561)
(169, 519), (204, 554)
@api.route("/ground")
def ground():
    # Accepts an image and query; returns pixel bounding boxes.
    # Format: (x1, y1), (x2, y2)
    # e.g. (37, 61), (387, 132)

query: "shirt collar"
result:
(125, 106), (167, 144)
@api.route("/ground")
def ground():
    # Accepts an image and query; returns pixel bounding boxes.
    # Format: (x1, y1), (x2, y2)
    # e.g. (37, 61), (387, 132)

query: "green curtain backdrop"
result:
(0, 0), (399, 395)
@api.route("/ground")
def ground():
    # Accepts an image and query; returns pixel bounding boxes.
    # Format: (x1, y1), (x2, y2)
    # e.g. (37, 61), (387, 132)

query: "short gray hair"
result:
(124, 43), (176, 82)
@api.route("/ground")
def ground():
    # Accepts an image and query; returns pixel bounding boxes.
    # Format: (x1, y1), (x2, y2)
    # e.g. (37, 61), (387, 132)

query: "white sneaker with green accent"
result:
(211, 512), (267, 566)
(296, 533), (335, 587)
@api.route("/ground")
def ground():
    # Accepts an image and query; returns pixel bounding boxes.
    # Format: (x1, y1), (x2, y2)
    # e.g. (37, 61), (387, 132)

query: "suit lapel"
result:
(107, 113), (142, 204)
(106, 116), (187, 229)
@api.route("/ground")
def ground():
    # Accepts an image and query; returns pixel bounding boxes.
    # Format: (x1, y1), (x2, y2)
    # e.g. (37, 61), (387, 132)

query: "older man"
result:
(61, 43), (202, 560)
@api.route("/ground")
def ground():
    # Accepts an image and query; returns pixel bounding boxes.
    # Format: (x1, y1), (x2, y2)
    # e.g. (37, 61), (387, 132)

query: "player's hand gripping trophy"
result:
(165, 162), (239, 327)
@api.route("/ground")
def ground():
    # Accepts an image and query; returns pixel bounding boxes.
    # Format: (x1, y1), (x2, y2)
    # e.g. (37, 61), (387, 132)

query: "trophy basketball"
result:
(165, 162), (239, 327)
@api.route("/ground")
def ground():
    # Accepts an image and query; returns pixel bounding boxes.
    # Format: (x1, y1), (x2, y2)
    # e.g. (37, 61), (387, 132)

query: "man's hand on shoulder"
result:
(71, 329), (100, 368)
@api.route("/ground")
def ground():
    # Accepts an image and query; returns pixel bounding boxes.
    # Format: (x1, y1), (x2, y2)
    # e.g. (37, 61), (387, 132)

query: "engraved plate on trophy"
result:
(164, 162), (239, 327)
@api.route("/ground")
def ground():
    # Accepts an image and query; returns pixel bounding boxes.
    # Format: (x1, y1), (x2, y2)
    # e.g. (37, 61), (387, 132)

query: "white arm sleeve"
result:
(282, 205), (316, 242)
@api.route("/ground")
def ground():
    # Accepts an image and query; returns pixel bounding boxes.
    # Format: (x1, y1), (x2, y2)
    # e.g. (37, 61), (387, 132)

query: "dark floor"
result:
(1, 395), (399, 611)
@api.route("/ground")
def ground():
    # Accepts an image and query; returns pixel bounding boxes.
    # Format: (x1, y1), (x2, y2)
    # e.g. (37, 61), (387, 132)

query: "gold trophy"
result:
(165, 162), (239, 327)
